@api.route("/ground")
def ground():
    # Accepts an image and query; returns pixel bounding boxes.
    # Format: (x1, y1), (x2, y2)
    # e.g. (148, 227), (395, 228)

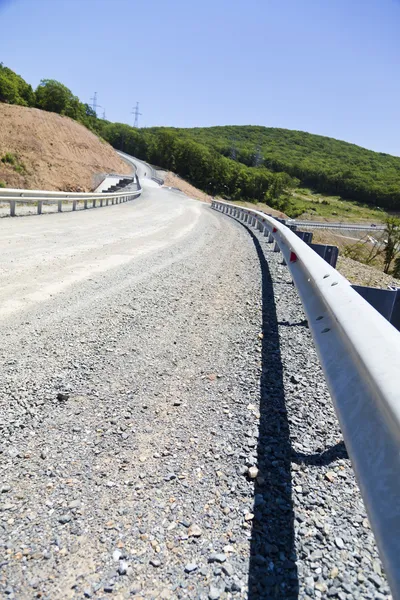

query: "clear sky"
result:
(1, 0), (399, 155)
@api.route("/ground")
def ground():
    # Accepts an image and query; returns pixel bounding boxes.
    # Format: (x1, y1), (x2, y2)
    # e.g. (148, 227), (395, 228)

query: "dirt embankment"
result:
(0, 104), (131, 191)
(163, 172), (212, 203)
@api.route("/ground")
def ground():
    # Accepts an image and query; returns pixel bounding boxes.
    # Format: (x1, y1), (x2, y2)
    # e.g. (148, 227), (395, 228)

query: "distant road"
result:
(288, 219), (385, 231)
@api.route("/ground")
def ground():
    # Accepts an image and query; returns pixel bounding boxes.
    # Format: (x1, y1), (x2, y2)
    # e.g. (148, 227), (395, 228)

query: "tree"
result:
(35, 79), (84, 120)
(0, 63), (35, 106)
(392, 256), (400, 279)
(383, 217), (400, 274)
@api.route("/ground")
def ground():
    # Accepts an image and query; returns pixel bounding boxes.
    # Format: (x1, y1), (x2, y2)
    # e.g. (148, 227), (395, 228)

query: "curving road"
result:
(0, 169), (389, 599)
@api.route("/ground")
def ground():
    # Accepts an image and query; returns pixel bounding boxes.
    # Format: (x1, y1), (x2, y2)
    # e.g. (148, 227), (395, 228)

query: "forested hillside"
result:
(1, 62), (400, 211)
(145, 126), (400, 210)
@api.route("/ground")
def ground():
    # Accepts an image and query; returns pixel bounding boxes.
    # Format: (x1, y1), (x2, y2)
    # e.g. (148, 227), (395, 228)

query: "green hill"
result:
(143, 126), (400, 210)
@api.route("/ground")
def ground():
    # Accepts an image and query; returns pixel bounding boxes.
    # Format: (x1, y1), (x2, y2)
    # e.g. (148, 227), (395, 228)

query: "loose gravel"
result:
(0, 197), (390, 599)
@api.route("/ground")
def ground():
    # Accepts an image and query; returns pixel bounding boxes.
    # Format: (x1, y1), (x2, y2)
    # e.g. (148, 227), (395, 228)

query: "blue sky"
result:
(1, 0), (399, 155)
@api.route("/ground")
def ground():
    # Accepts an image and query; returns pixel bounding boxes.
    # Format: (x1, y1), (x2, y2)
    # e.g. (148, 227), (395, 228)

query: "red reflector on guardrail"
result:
(272, 227), (277, 233)
(290, 252), (297, 263)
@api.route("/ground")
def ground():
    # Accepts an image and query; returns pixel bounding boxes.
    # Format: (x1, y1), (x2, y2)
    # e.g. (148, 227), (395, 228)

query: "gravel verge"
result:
(0, 203), (390, 599)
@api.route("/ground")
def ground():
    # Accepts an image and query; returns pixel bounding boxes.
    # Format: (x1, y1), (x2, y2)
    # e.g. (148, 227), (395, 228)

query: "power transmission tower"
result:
(253, 144), (263, 167)
(90, 92), (102, 117)
(131, 102), (142, 128)
(230, 138), (237, 161)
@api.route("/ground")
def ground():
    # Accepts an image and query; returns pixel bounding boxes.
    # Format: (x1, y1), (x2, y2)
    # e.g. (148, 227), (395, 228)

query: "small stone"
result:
(373, 560), (382, 575)
(304, 575), (314, 595)
(315, 582), (327, 592)
(222, 563), (234, 576)
(68, 500), (80, 509)
(325, 471), (335, 482)
(247, 466), (259, 479)
(118, 561), (128, 575)
(208, 553), (227, 564)
(104, 584), (114, 593)
(209, 586), (221, 600)
(244, 513), (254, 521)
(290, 375), (300, 384)
(113, 549), (122, 562)
(185, 563), (198, 573)
(58, 514), (71, 524)
(173, 400), (182, 406)
(362, 518), (370, 528)
(335, 537), (344, 549)
(150, 558), (161, 567)
(57, 392), (69, 402)
(188, 524), (202, 537)
(230, 581), (242, 592)
(40, 450), (47, 459)
(83, 589), (92, 598)
(1, 485), (11, 493)
(330, 566), (339, 579)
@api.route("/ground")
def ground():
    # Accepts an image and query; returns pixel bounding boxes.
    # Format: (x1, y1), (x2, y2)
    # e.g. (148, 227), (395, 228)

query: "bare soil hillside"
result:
(0, 104), (131, 191)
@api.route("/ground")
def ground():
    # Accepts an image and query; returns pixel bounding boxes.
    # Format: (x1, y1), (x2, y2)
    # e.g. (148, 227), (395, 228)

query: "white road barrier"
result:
(0, 183), (141, 216)
(212, 199), (400, 600)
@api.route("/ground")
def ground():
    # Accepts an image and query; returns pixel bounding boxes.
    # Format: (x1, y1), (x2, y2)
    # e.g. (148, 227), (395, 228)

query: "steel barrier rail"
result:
(212, 199), (400, 599)
(292, 222), (386, 232)
(0, 184), (142, 216)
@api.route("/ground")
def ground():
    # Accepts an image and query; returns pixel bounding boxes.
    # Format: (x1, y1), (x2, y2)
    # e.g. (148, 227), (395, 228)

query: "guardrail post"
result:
(72, 200), (77, 211)
(273, 242), (280, 253)
(37, 201), (42, 215)
(100, 198), (103, 207)
(268, 232), (274, 243)
(84, 200), (88, 209)
(9, 201), (16, 217)
(58, 200), (62, 213)
(92, 199), (96, 208)
(106, 198), (109, 206)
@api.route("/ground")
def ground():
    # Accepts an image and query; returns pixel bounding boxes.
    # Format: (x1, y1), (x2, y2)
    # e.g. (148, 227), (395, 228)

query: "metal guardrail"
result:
(0, 183), (141, 217)
(212, 199), (400, 599)
(287, 219), (385, 231)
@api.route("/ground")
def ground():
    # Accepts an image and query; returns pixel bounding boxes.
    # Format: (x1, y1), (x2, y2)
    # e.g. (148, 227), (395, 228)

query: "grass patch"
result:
(0, 180), (6, 188)
(1, 152), (26, 174)
(291, 188), (386, 223)
(229, 190), (388, 222)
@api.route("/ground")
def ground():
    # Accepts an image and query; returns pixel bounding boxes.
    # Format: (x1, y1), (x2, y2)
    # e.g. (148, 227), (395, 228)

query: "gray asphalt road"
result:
(0, 181), (389, 599)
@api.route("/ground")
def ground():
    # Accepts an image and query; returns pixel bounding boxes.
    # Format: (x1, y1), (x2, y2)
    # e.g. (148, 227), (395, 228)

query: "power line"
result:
(131, 102), (142, 128)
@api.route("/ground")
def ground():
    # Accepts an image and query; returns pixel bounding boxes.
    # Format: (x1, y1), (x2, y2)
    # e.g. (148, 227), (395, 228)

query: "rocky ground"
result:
(0, 196), (391, 599)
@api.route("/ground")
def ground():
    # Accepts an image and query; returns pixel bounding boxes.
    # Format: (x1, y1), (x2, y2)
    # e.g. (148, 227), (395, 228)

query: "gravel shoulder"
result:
(0, 190), (390, 599)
